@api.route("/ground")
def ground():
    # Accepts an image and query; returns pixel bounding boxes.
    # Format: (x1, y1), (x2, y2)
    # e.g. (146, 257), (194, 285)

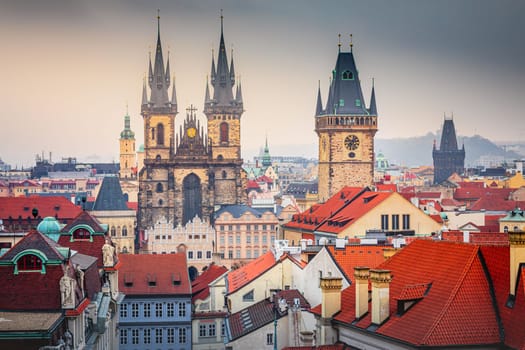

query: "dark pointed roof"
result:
(315, 83), (323, 116)
(0, 230), (67, 262)
(262, 137), (271, 168)
(92, 176), (129, 211)
(368, 84), (377, 115)
(439, 118), (460, 151)
(235, 80), (243, 104)
(147, 15), (172, 109)
(60, 211), (106, 234)
(319, 48), (369, 116)
(209, 14), (236, 106)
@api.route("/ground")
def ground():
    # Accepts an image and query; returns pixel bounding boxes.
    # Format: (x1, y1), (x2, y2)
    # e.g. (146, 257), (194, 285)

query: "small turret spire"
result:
(204, 76), (211, 104)
(230, 46), (236, 85)
(141, 76), (148, 105)
(369, 78), (377, 115)
(316, 80), (323, 116)
(171, 75), (177, 109)
(165, 51), (171, 86)
(235, 77), (243, 104)
(210, 49), (216, 83)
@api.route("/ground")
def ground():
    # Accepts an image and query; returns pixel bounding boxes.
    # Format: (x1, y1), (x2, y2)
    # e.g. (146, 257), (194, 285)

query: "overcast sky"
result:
(1, 0), (524, 168)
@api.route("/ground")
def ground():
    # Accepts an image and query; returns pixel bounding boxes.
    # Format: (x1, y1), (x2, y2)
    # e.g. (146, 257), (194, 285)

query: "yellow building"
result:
(119, 112), (136, 179)
(500, 208), (525, 233)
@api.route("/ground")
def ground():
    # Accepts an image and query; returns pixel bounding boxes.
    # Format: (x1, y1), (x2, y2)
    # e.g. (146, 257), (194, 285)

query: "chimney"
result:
(354, 267), (370, 319)
(320, 276), (343, 318)
(509, 232), (525, 296)
(370, 269), (392, 325)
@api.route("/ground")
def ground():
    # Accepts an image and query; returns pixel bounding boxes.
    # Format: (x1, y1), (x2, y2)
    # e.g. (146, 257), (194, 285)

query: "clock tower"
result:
(315, 41), (378, 202)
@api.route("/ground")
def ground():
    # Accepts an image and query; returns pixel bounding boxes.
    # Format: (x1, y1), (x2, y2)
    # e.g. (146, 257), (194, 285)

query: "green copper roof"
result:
(37, 217), (62, 242)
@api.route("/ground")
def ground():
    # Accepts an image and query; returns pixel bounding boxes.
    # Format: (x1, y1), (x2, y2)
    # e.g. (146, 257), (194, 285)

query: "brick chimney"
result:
(509, 232), (525, 296)
(354, 267), (370, 319)
(370, 269), (392, 325)
(320, 276), (343, 318)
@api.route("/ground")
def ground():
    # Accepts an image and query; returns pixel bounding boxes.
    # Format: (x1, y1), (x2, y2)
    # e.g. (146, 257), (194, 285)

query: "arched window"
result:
(73, 228), (91, 240)
(183, 174), (202, 225)
(159, 199), (163, 206)
(122, 247), (128, 254)
(156, 183), (163, 193)
(17, 254), (42, 271)
(122, 226), (128, 237)
(111, 226), (116, 236)
(217, 155), (224, 161)
(222, 170), (227, 179)
(342, 70), (354, 80)
(504, 226), (508, 233)
(157, 123), (165, 145)
(220, 122), (229, 143)
(514, 226), (519, 232)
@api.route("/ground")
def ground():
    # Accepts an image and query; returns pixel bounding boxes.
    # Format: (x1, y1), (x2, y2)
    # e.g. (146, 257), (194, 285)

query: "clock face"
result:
(187, 127), (197, 138)
(344, 135), (360, 150)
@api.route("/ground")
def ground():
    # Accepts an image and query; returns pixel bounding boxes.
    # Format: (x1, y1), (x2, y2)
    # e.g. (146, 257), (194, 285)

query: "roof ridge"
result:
(421, 244), (480, 344)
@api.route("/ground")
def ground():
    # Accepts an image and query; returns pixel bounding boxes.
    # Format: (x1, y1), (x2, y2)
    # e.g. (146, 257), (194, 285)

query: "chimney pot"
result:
(370, 269), (392, 325)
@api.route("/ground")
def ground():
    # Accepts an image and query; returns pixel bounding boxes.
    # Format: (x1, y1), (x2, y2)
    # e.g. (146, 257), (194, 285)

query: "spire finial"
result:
(350, 34), (353, 52)
(126, 101), (128, 115)
(220, 9), (224, 32)
(338, 34), (341, 52)
(372, 77), (375, 88)
(157, 9), (160, 33)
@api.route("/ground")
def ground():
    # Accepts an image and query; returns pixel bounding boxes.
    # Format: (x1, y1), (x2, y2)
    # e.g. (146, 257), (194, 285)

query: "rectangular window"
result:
(254, 234), (259, 244)
(228, 250), (233, 259)
(120, 329), (128, 345)
(209, 323), (216, 337)
(197, 251), (203, 259)
(246, 224), (251, 232)
(236, 234), (241, 244)
(221, 322), (225, 337)
(156, 303), (163, 317)
(206, 251), (212, 259)
(120, 303), (128, 318)
(392, 214), (399, 230)
(132, 329), (139, 344)
(144, 329), (151, 344)
(355, 99), (361, 107)
(254, 249), (259, 258)
(262, 235), (267, 244)
(236, 249), (241, 258)
(220, 225), (224, 231)
(381, 214), (389, 230)
(144, 303), (151, 317)
(262, 224), (267, 230)
(246, 249), (251, 259)
(167, 302), (174, 317)
(228, 225), (233, 231)
(220, 236), (225, 245)
(339, 98), (345, 107)
(199, 324), (207, 337)
(167, 328), (174, 344)
(403, 214), (410, 230)
(179, 328), (187, 343)
(236, 224), (240, 230)
(271, 235), (275, 243)
(179, 302), (186, 317)
(188, 251), (193, 259)
(155, 328), (162, 344)
(228, 235), (233, 244)
(131, 303), (139, 318)
(254, 224), (259, 231)
(246, 234), (251, 244)
(267, 333), (274, 345)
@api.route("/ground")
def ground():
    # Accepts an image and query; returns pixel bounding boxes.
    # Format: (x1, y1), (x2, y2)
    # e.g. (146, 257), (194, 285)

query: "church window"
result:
(339, 99), (345, 107)
(151, 128), (155, 140)
(220, 122), (229, 143)
(122, 226), (128, 237)
(342, 70), (354, 80)
(158, 199), (163, 205)
(156, 182), (163, 193)
(183, 174), (202, 225)
(111, 226), (116, 236)
(157, 123), (165, 145)
(355, 99), (361, 107)
(17, 254), (42, 272)
(222, 170), (227, 179)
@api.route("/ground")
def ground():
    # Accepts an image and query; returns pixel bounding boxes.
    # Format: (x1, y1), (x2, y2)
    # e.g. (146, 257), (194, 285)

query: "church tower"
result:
(315, 40), (378, 202)
(204, 13), (246, 206)
(119, 111), (136, 179)
(432, 117), (465, 184)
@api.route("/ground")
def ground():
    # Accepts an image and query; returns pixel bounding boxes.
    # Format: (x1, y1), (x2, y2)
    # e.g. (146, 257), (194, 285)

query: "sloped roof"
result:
(118, 253), (191, 295)
(92, 176), (128, 211)
(215, 205), (266, 220)
(454, 187), (513, 201)
(227, 251), (276, 294)
(327, 245), (386, 283)
(0, 196), (82, 220)
(469, 198), (525, 211)
(192, 263), (228, 303)
(326, 240), (503, 347)
(375, 183), (397, 192)
(60, 211), (106, 233)
(0, 230), (66, 262)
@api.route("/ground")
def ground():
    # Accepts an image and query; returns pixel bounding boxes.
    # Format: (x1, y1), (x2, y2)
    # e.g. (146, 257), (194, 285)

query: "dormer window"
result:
(16, 254), (43, 273)
(342, 70), (354, 80)
(355, 99), (361, 107)
(73, 228), (91, 240)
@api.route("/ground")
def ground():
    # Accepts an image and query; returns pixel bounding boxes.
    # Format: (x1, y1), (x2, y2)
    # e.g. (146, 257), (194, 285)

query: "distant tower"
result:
(119, 111), (136, 179)
(261, 136), (272, 170)
(432, 117), (465, 184)
(203, 13), (246, 206)
(315, 38), (378, 202)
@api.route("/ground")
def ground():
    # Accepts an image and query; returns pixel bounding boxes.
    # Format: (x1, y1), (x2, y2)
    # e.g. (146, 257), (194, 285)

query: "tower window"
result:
(222, 170), (227, 178)
(339, 99), (345, 107)
(220, 122), (229, 143)
(355, 99), (361, 107)
(342, 70), (354, 80)
(157, 123), (165, 145)
(156, 182), (163, 193)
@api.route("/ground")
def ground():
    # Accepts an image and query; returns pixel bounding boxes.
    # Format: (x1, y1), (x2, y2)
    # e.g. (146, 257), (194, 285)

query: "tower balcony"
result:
(315, 114), (378, 132)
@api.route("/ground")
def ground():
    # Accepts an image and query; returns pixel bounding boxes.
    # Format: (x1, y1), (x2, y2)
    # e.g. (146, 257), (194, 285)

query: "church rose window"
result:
(17, 254), (42, 271)
(220, 122), (229, 143)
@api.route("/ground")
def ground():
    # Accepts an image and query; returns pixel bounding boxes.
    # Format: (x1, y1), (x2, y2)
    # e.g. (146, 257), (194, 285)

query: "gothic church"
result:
(137, 16), (246, 231)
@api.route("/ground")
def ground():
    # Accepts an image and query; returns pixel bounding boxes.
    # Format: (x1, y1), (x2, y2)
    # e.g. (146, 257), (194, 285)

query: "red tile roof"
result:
(0, 196), (82, 220)
(454, 187), (513, 202)
(457, 181), (485, 188)
(192, 263), (228, 303)
(126, 202), (138, 210)
(375, 183), (397, 192)
(118, 254), (191, 295)
(327, 245), (386, 283)
(227, 251), (277, 294)
(469, 198), (525, 211)
(442, 231), (509, 245)
(327, 240), (506, 347)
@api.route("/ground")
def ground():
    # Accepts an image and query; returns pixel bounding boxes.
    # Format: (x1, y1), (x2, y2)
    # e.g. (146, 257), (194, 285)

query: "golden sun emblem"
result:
(187, 127), (197, 138)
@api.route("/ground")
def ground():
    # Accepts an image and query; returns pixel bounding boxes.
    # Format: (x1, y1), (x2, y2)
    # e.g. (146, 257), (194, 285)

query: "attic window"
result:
(124, 274), (134, 287)
(16, 254), (43, 273)
(355, 99), (361, 107)
(147, 273), (157, 287)
(243, 290), (255, 302)
(396, 283), (432, 316)
(172, 273), (181, 286)
(73, 228), (91, 240)
(23, 207), (29, 211)
(54, 206), (60, 211)
(342, 70), (354, 80)
(148, 280), (156, 287)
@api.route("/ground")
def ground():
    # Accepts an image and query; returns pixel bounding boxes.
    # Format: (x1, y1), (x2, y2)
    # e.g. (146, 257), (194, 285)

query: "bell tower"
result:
(141, 13), (177, 162)
(315, 38), (378, 202)
(119, 110), (136, 179)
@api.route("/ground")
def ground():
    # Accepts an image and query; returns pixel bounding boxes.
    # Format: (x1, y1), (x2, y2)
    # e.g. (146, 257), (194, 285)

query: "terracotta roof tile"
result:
(118, 254), (191, 295)
(327, 245), (386, 283)
(227, 251), (276, 294)
(192, 263), (228, 303)
(0, 196), (82, 221)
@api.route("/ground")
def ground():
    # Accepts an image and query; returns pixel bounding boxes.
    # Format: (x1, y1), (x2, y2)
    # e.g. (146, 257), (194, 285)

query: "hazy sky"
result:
(1, 0), (524, 168)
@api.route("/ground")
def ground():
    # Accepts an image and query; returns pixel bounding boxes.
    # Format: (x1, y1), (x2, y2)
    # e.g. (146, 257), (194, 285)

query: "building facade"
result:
(137, 15), (246, 232)
(119, 112), (137, 179)
(432, 117), (465, 184)
(315, 43), (378, 202)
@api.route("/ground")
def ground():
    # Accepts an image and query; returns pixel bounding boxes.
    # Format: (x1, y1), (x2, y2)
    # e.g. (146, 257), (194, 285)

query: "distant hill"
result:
(376, 133), (521, 167)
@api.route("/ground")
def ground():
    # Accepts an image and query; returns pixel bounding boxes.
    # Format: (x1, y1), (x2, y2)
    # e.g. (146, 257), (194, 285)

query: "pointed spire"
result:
(165, 51), (171, 85)
(171, 75), (177, 109)
(141, 76), (148, 106)
(148, 53), (153, 84)
(315, 80), (323, 116)
(148, 11), (170, 108)
(204, 76), (211, 104)
(230, 47), (236, 85)
(211, 10), (235, 105)
(210, 49), (216, 83)
(235, 77), (243, 104)
(369, 78), (377, 115)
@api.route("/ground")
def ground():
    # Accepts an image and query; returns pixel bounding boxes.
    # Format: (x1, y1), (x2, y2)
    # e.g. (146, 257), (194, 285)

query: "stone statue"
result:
(102, 240), (115, 267)
(59, 266), (76, 308)
(75, 264), (85, 297)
